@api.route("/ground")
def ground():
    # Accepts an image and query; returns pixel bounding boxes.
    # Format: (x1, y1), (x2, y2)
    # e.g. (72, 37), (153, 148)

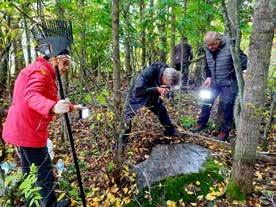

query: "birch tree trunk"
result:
(23, 17), (32, 64)
(227, 0), (275, 198)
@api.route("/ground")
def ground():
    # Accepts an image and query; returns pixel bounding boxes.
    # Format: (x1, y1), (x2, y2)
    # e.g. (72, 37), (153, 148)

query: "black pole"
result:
(55, 66), (86, 207)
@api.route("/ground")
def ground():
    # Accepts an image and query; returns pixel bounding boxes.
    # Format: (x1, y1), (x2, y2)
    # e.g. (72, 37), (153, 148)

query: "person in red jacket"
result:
(2, 20), (76, 207)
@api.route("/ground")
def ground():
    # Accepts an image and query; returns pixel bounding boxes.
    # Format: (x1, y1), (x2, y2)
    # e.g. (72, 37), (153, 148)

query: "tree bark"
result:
(158, 2), (167, 62)
(13, 35), (24, 76)
(112, 0), (121, 111)
(122, 1), (131, 77)
(159, 20), (166, 62)
(221, 0), (244, 128)
(140, 0), (146, 68)
(148, 0), (155, 64)
(0, 15), (11, 144)
(80, 0), (87, 89)
(23, 17), (32, 64)
(37, 0), (45, 20)
(228, 0), (274, 196)
(170, 7), (176, 67)
(194, 45), (206, 87)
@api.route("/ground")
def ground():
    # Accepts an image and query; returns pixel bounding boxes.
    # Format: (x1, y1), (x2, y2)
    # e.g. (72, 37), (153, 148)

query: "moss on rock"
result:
(127, 159), (229, 207)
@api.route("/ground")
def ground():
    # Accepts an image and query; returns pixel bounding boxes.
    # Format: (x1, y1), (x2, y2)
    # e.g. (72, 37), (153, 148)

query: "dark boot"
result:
(191, 124), (206, 132)
(54, 199), (71, 207)
(217, 131), (229, 142)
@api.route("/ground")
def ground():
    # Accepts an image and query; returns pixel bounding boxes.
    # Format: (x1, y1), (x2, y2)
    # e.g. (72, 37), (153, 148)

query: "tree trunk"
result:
(55, 0), (69, 143)
(194, 45), (206, 87)
(112, 0), (121, 111)
(125, 39), (131, 77)
(221, 0), (244, 128)
(123, 1), (131, 77)
(159, 19), (166, 62)
(148, 0), (155, 64)
(112, 0), (122, 166)
(23, 17), (32, 64)
(37, 0), (45, 20)
(13, 37), (24, 76)
(0, 15), (11, 142)
(140, 0), (146, 68)
(80, 0), (87, 89)
(170, 7), (176, 67)
(228, 0), (274, 197)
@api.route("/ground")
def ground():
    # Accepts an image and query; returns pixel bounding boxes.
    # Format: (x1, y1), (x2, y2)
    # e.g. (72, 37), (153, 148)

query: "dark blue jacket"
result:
(125, 62), (169, 119)
(205, 38), (248, 86)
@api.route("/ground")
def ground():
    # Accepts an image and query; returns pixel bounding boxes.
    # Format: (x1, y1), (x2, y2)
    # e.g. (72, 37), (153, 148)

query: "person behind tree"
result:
(122, 62), (181, 146)
(174, 36), (193, 90)
(2, 20), (80, 207)
(191, 31), (248, 141)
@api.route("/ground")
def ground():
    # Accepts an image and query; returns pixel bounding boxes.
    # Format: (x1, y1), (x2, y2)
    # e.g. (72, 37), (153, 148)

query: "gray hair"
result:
(204, 31), (222, 43)
(163, 67), (181, 87)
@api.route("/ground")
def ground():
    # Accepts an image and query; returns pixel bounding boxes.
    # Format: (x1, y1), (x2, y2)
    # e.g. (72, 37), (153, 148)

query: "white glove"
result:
(53, 100), (70, 114)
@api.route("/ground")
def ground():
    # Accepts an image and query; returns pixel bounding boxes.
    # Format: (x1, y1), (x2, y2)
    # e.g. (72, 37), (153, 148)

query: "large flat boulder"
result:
(134, 143), (210, 189)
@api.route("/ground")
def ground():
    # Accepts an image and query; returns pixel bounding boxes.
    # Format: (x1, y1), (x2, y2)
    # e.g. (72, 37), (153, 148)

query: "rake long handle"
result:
(55, 66), (86, 207)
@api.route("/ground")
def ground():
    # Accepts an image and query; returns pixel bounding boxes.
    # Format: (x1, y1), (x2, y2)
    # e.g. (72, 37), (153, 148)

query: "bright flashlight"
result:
(77, 105), (90, 119)
(81, 108), (90, 119)
(199, 89), (211, 100)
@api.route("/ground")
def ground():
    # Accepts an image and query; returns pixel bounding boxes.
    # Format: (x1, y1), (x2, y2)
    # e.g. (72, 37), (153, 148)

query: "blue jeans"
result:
(19, 146), (57, 207)
(198, 82), (238, 133)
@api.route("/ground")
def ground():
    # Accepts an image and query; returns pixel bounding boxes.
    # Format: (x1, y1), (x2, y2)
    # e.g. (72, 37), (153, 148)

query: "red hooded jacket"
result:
(2, 57), (58, 147)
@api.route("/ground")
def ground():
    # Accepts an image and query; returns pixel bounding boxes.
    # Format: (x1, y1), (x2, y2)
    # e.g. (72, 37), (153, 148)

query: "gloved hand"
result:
(53, 100), (71, 114)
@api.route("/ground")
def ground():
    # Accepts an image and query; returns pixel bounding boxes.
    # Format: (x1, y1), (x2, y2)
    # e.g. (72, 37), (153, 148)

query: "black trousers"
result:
(124, 98), (175, 140)
(19, 146), (57, 207)
(198, 83), (238, 133)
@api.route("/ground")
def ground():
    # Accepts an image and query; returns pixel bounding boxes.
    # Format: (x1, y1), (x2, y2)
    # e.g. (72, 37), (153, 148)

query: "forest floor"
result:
(49, 90), (275, 207)
(1, 89), (275, 207)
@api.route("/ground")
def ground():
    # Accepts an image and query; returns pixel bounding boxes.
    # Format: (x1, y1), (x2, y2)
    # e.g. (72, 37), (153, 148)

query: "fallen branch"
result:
(179, 128), (232, 149)
(177, 129), (275, 163)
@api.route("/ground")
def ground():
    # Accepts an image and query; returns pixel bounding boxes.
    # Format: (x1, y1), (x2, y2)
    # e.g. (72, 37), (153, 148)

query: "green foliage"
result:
(267, 65), (276, 93)
(179, 115), (197, 129)
(206, 120), (216, 131)
(0, 168), (22, 207)
(127, 159), (228, 206)
(96, 88), (109, 106)
(0, 163), (41, 207)
(226, 179), (246, 201)
(19, 164), (42, 207)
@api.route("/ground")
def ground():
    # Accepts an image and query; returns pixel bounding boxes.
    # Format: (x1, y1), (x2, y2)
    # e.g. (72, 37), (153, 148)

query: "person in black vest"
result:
(122, 62), (181, 145)
(174, 36), (193, 90)
(192, 31), (247, 141)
